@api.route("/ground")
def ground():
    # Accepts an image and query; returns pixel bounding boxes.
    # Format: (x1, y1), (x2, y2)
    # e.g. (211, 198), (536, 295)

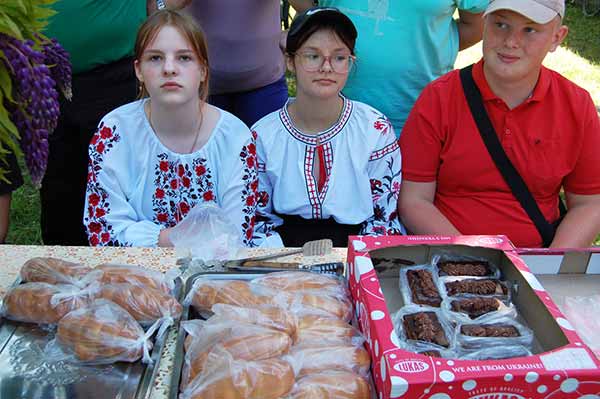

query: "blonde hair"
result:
(134, 9), (210, 101)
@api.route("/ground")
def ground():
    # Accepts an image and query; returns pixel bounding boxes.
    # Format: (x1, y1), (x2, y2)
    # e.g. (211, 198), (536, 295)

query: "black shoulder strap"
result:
(459, 65), (563, 247)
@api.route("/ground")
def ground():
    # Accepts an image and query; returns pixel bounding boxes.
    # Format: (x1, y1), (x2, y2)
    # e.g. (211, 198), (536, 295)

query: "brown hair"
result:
(135, 10), (210, 101)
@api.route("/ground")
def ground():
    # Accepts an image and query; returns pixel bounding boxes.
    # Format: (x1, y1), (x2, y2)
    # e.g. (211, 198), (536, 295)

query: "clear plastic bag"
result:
(211, 303), (297, 337)
(285, 342), (371, 378)
(252, 271), (349, 298)
(0, 282), (95, 324)
(180, 346), (296, 399)
(293, 312), (364, 347)
(95, 283), (182, 326)
(399, 264), (442, 308)
(563, 295), (600, 357)
(286, 370), (371, 399)
(181, 319), (293, 387)
(402, 341), (457, 359)
(20, 257), (93, 287)
(92, 263), (175, 294)
(45, 299), (156, 365)
(183, 278), (278, 314)
(441, 296), (517, 324)
(458, 345), (532, 360)
(392, 305), (455, 350)
(168, 203), (244, 261)
(455, 317), (534, 350)
(432, 252), (501, 279)
(438, 276), (511, 302)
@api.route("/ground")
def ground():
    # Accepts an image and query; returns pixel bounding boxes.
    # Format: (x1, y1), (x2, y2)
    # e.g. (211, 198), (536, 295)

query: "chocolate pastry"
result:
(406, 269), (442, 307)
(445, 279), (508, 297)
(461, 323), (520, 337)
(418, 350), (441, 357)
(451, 297), (501, 319)
(437, 261), (493, 277)
(403, 312), (449, 348)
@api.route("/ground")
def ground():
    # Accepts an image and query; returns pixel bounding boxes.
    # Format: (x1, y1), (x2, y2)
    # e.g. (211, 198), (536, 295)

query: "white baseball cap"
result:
(484, 0), (565, 24)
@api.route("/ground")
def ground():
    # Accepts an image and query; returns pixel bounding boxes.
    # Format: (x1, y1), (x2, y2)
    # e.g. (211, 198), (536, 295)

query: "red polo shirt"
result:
(400, 60), (600, 247)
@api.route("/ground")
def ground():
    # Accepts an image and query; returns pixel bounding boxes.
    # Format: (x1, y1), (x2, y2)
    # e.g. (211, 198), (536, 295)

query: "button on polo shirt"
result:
(400, 60), (600, 247)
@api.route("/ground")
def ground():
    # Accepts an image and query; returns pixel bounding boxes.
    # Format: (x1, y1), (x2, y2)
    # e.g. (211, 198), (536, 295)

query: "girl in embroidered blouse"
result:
(252, 7), (405, 247)
(83, 10), (258, 247)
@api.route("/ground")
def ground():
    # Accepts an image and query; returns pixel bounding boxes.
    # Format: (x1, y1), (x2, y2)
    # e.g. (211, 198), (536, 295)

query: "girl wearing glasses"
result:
(252, 7), (404, 247)
(83, 10), (258, 247)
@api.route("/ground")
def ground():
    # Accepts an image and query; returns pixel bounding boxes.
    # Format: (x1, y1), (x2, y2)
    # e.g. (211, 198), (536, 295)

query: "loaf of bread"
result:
(20, 257), (92, 285)
(290, 344), (371, 376)
(294, 314), (360, 345)
(293, 292), (353, 322)
(211, 304), (296, 337)
(182, 354), (295, 399)
(183, 323), (292, 385)
(95, 283), (182, 325)
(189, 279), (268, 313)
(252, 271), (347, 295)
(55, 299), (149, 364)
(289, 371), (371, 399)
(1, 282), (91, 324)
(94, 263), (172, 294)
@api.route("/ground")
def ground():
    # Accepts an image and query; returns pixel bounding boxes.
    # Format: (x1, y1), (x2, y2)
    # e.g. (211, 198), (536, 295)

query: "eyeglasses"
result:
(294, 51), (356, 73)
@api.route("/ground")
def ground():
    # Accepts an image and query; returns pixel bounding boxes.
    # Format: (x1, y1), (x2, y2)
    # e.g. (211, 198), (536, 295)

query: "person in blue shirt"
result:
(319, 0), (489, 135)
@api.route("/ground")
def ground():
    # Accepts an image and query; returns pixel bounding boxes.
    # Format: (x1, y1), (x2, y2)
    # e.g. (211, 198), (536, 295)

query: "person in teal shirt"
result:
(319, 0), (488, 135)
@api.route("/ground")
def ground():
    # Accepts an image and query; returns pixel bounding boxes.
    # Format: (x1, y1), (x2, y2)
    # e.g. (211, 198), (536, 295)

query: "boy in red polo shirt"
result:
(399, 0), (600, 248)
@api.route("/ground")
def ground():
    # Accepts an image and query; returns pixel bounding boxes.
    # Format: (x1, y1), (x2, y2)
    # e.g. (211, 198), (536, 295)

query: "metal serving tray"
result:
(0, 277), (182, 399)
(168, 272), (265, 399)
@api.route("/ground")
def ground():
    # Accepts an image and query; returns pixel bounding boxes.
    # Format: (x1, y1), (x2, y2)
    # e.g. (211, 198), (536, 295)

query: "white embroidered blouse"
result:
(252, 96), (405, 246)
(83, 99), (258, 247)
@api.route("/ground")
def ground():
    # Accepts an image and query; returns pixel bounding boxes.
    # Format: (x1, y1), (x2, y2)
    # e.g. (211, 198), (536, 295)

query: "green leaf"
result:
(0, 11), (25, 39)
(0, 64), (14, 103)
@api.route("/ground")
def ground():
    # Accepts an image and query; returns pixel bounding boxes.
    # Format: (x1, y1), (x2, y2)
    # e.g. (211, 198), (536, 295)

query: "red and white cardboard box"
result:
(347, 235), (600, 399)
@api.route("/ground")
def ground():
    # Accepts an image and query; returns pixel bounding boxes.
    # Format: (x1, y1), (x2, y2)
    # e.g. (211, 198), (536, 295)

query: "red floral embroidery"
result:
(373, 114), (392, 135)
(88, 193), (100, 207)
(152, 154), (215, 227)
(195, 165), (206, 176)
(100, 126), (113, 139)
(88, 222), (102, 234)
(239, 138), (259, 246)
(84, 122), (124, 246)
(203, 191), (214, 201)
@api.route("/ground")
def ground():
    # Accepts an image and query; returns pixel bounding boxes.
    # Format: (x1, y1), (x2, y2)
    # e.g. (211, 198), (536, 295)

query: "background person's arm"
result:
(147, 0), (192, 14)
(457, 10), (484, 51)
(398, 180), (461, 236)
(289, 0), (316, 13)
(550, 192), (600, 248)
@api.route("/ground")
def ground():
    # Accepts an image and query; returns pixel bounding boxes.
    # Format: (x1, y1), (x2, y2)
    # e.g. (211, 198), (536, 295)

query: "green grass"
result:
(4, 4), (600, 245)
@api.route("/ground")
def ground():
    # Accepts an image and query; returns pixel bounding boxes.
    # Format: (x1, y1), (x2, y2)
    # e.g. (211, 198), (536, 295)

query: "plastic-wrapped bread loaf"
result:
(1, 282), (92, 324)
(211, 304), (296, 337)
(181, 350), (295, 399)
(289, 370), (371, 399)
(95, 283), (182, 325)
(20, 257), (93, 285)
(94, 264), (173, 294)
(252, 271), (348, 296)
(289, 344), (371, 377)
(294, 313), (362, 345)
(187, 279), (269, 313)
(182, 320), (292, 386)
(292, 292), (353, 322)
(53, 299), (151, 364)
